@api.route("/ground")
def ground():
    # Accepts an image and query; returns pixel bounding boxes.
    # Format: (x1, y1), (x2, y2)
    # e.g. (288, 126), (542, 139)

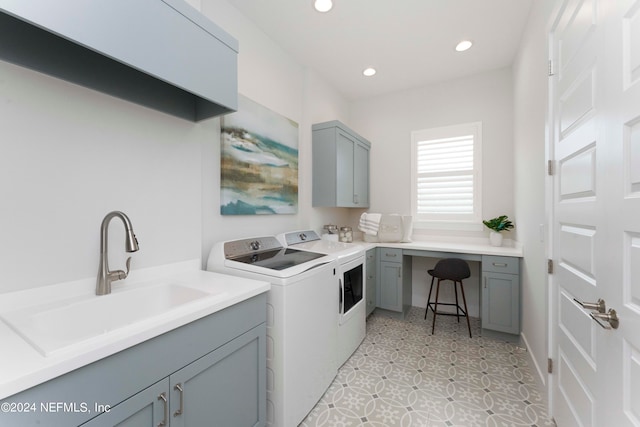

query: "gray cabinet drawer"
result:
(482, 255), (519, 275)
(378, 248), (402, 262)
(366, 248), (376, 262)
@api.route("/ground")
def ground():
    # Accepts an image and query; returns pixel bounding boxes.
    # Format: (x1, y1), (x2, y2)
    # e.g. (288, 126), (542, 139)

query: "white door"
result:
(549, 0), (640, 425)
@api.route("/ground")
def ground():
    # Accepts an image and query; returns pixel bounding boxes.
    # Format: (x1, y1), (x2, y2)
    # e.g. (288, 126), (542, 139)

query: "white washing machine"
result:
(207, 236), (338, 427)
(278, 230), (366, 367)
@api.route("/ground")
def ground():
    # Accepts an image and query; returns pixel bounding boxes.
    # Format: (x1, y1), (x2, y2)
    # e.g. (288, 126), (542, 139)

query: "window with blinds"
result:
(411, 122), (482, 228)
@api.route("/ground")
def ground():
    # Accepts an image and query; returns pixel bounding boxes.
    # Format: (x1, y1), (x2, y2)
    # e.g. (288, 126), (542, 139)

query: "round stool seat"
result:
(428, 258), (470, 281)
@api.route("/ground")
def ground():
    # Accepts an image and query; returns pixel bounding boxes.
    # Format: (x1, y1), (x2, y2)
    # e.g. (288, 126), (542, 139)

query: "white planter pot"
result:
(489, 231), (503, 247)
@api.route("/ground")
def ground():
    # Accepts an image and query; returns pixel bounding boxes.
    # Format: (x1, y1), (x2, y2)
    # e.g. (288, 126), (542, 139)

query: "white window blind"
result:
(416, 135), (474, 214)
(411, 122), (482, 228)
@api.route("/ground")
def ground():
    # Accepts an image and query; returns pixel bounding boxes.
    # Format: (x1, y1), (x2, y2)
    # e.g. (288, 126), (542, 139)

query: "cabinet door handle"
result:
(484, 276), (487, 289)
(157, 392), (168, 427)
(398, 267), (401, 278)
(174, 383), (184, 417)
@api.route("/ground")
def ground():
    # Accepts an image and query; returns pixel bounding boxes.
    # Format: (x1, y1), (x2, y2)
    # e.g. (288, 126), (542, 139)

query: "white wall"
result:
(349, 68), (515, 239)
(0, 0), (352, 294)
(348, 68), (515, 314)
(0, 60), (205, 293)
(199, 0), (354, 264)
(512, 0), (556, 398)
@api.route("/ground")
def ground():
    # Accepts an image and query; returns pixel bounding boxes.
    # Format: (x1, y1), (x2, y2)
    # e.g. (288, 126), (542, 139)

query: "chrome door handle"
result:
(574, 298), (606, 313)
(173, 383), (184, 417)
(590, 309), (619, 329)
(157, 392), (168, 427)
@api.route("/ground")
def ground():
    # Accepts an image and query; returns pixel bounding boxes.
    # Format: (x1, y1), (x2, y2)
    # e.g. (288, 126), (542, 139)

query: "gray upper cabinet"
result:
(0, 0), (238, 121)
(312, 121), (371, 208)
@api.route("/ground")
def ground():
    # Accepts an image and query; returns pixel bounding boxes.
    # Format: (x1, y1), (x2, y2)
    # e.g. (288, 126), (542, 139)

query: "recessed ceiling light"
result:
(455, 40), (473, 52)
(313, 0), (333, 12)
(363, 67), (376, 77)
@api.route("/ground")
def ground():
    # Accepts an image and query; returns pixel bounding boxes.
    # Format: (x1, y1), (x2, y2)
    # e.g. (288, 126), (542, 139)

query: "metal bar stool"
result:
(424, 258), (472, 338)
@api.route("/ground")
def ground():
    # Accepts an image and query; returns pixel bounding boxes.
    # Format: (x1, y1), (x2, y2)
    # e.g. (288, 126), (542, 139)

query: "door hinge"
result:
(548, 358), (553, 373)
(548, 259), (554, 274)
(548, 60), (555, 76)
(547, 160), (554, 176)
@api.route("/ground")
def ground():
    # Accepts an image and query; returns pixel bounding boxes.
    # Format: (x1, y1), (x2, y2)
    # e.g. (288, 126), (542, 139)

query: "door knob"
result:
(590, 309), (619, 330)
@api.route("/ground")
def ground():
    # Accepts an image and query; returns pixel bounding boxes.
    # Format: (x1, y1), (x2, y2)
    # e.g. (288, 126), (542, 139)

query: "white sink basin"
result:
(1, 283), (222, 356)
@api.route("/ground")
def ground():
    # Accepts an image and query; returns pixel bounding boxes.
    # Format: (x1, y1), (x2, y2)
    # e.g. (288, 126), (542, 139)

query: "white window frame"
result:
(411, 121), (483, 231)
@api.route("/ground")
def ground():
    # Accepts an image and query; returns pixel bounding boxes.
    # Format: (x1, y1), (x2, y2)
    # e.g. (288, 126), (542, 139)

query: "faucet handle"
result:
(113, 257), (133, 281)
(124, 257), (132, 277)
(122, 257), (132, 279)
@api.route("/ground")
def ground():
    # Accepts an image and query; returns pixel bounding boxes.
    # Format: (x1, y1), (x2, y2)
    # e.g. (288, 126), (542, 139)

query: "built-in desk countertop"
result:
(358, 239), (523, 259)
(356, 238), (523, 337)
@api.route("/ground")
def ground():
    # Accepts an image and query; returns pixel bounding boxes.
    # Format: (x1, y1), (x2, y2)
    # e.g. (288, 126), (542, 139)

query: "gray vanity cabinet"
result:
(481, 255), (520, 334)
(365, 248), (377, 316)
(1, 294), (267, 427)
(312, 121), (371, 208)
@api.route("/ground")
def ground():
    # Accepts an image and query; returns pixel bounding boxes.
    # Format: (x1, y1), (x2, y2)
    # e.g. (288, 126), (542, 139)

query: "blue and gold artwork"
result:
(220, 95), (298, 215)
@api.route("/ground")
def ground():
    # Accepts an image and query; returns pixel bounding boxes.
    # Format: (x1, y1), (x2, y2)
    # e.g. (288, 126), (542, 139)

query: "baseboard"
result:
(520, 332), (550, 410)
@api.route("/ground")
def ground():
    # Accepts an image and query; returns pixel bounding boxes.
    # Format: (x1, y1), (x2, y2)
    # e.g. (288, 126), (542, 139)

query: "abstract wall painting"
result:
(220, 95), (299, 215)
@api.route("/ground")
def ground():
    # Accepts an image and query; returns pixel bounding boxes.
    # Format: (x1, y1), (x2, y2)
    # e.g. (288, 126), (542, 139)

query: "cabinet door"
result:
(481, 272), (520, 334)
(169, 324), (266, 427)
(336, 130), (356, 206)
(378, 261), (402, 312)
(80, 379), (169, 427)
(353, 140), (369, 207)
(365, 249), (377, 316)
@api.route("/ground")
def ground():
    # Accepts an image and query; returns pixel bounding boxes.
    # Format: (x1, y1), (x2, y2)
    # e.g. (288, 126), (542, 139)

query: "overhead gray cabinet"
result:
(0, 0), (238, 121)
(312, 121), (371, 207)
(481, 255), (520, 334)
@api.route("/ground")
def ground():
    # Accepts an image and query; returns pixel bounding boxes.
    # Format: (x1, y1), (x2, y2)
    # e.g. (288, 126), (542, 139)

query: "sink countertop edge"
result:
(0, 262), (270, 400)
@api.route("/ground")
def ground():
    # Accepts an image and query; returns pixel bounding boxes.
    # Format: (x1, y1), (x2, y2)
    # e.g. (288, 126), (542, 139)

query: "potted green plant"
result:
(483, 215), (514, 247)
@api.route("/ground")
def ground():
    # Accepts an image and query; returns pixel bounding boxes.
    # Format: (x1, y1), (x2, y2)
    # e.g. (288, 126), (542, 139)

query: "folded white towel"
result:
(358, 213), (382, 236)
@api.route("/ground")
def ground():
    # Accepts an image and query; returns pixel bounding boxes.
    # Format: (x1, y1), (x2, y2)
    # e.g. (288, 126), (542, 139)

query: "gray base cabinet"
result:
(376, 248), (411, 318)
(81, 380), (168, 427)
(312, 121), (371, 208)
(365, 248), (377, 316)
(481, 256), (520, 334)
(84, 325), (263, 427)
(1, 294), (267, 427)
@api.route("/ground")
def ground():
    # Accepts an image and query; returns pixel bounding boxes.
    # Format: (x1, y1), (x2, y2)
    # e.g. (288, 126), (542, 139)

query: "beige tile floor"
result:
(300, 307), (555, 427)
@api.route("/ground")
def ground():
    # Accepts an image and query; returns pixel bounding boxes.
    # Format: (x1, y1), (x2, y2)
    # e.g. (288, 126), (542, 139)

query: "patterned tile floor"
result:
(300, 307), (555, 427)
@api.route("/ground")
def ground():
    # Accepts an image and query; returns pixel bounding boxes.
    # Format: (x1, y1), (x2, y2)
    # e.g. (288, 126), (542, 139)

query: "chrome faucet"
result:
(96, 211), (139, 295)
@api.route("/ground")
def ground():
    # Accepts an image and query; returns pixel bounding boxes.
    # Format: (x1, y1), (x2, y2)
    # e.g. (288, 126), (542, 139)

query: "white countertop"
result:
(353, 237), (523, 258)
(0, 260), (270, 400)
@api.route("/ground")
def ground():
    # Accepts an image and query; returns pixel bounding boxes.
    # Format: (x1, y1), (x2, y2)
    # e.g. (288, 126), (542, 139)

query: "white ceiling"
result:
(227, 0), (534, 101)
